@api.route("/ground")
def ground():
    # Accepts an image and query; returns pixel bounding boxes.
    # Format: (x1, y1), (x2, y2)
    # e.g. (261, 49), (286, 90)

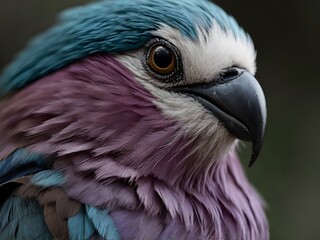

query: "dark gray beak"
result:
(179, 68), (267, 166)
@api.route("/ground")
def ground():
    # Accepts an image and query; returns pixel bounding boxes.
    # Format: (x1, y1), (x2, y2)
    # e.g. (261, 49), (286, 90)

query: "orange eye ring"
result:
(147, 44), (177, 75)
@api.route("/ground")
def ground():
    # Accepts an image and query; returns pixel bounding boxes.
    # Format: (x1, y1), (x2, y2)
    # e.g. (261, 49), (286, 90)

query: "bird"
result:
(0, 0), (269, 239)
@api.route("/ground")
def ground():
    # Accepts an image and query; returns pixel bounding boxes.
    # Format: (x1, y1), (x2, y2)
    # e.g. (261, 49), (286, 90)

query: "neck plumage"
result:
(57, 144), (268, 239)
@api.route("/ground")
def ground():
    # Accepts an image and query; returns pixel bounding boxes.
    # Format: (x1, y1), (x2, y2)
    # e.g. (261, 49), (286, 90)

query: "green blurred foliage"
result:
(0, 1), (319, 239)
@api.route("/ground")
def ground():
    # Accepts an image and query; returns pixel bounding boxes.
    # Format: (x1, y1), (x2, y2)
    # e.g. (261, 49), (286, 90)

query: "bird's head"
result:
(0, 0), (266, 187)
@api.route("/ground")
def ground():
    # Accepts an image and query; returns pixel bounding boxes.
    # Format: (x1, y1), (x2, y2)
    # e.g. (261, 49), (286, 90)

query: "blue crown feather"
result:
(0, 0), (248, 96)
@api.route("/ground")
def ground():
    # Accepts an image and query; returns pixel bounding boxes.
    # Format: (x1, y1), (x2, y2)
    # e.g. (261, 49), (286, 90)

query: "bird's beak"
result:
(179, 68), (267, 166)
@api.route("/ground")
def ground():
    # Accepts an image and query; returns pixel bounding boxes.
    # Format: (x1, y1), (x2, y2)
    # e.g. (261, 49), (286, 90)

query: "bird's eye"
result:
(144, 38), (182, 82)
(147, 45), (177, 75)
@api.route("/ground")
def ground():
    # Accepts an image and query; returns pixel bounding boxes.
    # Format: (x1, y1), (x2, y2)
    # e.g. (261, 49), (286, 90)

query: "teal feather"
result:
(0, 196), (52, 239)
(0, 0), (249, 96)
(31, 170), (65, 188)
(0, 149), (49, 184)
(85, 205), (120, 240)
(68, 206), (95, 240)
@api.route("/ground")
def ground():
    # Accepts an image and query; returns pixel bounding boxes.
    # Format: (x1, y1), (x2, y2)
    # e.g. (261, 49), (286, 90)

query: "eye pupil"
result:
(146, 39), (179, 77)
(153, 46), (173, 69)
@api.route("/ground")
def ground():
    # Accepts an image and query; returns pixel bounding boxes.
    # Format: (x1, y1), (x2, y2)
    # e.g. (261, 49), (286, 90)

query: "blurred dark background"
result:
(0, 1), (319, 239)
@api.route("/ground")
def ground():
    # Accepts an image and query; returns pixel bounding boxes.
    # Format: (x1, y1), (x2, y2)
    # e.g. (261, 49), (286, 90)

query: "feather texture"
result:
(110, 210), (165, 240)
(0, 196), (52, 240)
(85, 205), (120, 240)
(31, 170), (65, 188)
(68, 206), (95, 240)
(0, 149), (49, 184)
(0, 167), (121, 239)
(0, 172), (83, 239)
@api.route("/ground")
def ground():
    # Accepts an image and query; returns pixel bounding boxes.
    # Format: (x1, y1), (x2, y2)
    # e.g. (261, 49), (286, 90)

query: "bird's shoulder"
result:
(0, 150), (201, 240)
(0, 149), (121, 239)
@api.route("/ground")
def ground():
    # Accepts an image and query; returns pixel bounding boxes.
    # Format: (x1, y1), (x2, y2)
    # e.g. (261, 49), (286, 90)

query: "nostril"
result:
(219, 67), (242, 82)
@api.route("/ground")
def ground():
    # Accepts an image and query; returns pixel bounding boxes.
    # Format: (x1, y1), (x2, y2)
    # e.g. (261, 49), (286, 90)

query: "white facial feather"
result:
(154, 23), (256, 83)
(116, 23), (255, 162)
